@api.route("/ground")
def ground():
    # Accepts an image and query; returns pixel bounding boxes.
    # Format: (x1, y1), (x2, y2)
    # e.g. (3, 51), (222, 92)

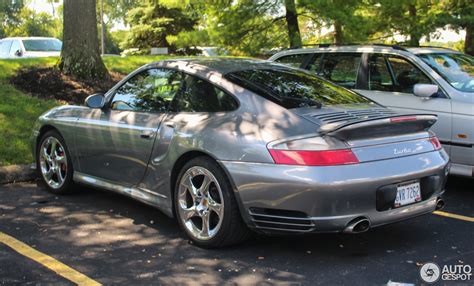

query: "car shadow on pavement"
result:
(1, 179), (472, 285)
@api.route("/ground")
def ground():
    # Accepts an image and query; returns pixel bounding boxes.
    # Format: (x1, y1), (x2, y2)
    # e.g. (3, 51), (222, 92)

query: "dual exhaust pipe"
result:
(344, 198), (445, 234)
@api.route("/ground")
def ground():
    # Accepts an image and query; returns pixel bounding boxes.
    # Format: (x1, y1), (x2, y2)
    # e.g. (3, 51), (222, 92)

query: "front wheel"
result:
(36, 130), (74, 194)
(174, 157), (251, 248)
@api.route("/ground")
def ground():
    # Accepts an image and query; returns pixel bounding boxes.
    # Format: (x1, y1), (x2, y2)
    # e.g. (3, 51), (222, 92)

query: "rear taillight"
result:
(390, 116), (417, 123)
(430, 137), (442, 150)
(268, 149), (359, 166)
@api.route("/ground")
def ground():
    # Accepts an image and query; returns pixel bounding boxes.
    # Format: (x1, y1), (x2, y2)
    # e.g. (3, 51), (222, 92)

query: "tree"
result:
(0, 0), (24, 38)
(372, 0), (443, 46)
(437, 0), (474, 55)
(284, 0), (302, 48)
(5, 7), (61, 38)
(58, 0), (108, 79)
(299, 0), (377, 44)
(120, 1), (196, 53)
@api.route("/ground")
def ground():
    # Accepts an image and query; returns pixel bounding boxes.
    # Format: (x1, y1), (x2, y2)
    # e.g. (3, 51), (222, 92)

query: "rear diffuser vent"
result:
(249, 207), (315, 232)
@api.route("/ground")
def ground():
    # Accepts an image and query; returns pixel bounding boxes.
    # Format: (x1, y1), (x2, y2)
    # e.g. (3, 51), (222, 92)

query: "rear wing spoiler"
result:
(319, 114), (438, 140)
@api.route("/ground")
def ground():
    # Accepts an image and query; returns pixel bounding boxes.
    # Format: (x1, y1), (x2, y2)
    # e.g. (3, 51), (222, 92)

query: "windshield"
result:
(225, 68), (372, 109)
(22, 39), (62, 52)
(418, 53), (474, 92)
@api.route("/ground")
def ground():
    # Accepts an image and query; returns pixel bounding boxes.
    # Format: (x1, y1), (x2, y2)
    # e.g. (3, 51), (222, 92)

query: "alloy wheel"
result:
(177, 166), (224, 241)
(39, 136), (68, 189)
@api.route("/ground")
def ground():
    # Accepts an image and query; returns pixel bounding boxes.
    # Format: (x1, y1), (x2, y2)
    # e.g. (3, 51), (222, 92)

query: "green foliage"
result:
(0, 0), (24, 37)
(120, 1), (196, 52)
(372, 0), (445, 45)
(4, 7), (61, 38)
(299, 0), (378, 44)
(171, 0), (289, 55)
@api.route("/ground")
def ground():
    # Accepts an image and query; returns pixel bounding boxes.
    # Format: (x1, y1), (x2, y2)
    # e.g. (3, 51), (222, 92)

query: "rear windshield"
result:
(225, 68), (371, 109)
(22, 39), (62, 52)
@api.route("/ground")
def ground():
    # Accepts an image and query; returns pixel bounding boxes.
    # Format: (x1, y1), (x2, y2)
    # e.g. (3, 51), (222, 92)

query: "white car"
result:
(270, 44), (474, 177)
(0, 37), (62, 59)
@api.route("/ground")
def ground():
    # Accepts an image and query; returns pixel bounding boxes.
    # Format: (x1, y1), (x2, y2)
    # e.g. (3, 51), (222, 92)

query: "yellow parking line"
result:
(433, 211), (474, 223)
(0, 231), (101, 286)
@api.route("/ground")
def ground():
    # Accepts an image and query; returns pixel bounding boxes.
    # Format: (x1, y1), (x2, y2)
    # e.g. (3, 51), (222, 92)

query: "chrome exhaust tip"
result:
(436, 198), (445, 210)
(344, 217), (370, 234)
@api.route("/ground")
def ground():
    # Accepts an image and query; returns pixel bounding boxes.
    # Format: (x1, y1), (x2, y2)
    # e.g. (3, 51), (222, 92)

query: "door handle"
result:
(140, 130), (154, 139)
(165, 121), (186, 129)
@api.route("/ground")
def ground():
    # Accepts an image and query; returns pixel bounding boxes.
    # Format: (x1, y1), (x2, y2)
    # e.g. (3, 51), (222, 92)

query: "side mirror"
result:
(15, 50), (22, 57)
(85, 93), (105, 109)
(414, 84), (438, 98)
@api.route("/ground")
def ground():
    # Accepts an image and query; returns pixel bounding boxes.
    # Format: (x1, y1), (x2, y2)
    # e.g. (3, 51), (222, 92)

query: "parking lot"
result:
(0, 176), (472, 285)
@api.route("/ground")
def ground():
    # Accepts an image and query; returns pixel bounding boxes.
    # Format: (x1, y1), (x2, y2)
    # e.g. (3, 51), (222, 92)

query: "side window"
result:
(368, 54), (394, 91)
(0, 41), (12, 57)
(9, 40), (21, 56)
(305, 53), (323, 74)
(319, 53), (362, 88)
(111, 68), (182, 112)
(386, 56), (432, 93)
(274, 54), (309, 68)
(173, 74), (238, 113)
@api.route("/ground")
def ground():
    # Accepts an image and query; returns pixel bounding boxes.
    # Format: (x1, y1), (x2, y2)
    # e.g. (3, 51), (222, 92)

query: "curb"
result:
(0, 164), (37, 184)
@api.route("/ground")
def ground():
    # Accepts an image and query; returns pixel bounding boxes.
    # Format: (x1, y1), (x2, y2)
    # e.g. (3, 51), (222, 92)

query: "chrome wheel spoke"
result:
(56, 155), (66, 164)
(182, 206), (197, 220)
(198, 176), (211, 195)
(45, 168), (53, 179)
(208, 199), (223, 217)
(200, 213), (210, 237)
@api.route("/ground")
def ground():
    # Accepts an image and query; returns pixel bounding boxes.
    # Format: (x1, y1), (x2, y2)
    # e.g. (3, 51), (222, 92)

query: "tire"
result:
(36, 130), (74, 194)
(174, 156), (251, 248)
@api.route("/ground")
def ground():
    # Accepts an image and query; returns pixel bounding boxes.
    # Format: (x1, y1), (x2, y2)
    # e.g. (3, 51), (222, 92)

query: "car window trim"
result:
(107, 67), (183, 114)
(106, 66), (240, 114)
(381, 53), (449, 99)
(169, 72), (240, 114)
(320, 52), (363, 88)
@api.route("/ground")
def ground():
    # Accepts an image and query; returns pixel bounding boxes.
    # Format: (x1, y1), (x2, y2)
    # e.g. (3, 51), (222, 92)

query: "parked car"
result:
(269, 45), (474, 177)
(0, 37), (62, 59)
(32, 59), (449, 248)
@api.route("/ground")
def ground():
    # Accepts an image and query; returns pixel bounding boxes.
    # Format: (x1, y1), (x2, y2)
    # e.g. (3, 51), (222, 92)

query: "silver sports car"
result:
(32, 58), (450, 248)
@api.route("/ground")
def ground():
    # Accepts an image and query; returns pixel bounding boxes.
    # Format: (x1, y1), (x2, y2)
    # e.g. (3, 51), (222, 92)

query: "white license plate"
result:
(394, 181), (421, 207)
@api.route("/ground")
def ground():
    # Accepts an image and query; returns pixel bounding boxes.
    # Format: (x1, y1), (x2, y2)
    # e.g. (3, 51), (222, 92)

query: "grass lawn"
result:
(0, 55), (180, 166)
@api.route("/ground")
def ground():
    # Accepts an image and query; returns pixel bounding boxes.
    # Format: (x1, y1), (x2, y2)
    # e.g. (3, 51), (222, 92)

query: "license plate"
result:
(394, 181), (421, 207)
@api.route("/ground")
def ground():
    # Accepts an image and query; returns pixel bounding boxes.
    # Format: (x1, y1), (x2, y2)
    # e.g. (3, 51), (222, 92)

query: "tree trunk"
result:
(408, 4), (420, 46)
(284, 0), (302, 48)
(334, 21), (343, 44)
(465, 25), (473, 56)
(59, 0), (108, 80)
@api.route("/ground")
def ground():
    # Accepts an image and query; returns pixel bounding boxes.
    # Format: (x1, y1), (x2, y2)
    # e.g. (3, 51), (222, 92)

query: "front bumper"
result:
(220, 150), (449, 233)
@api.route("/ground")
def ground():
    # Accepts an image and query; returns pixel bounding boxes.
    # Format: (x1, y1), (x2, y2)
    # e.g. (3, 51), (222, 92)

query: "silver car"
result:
(269, 45), (474, 177)
(32, 59), (449, 248)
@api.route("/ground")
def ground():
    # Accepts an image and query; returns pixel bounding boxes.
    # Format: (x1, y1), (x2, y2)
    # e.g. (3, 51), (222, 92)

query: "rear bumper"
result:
(220, 150), (449, 233)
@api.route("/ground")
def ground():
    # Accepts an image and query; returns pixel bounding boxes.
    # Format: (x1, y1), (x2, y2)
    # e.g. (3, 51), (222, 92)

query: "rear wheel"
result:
(36, 130), (74, 194)
(174, 157), (251, 248)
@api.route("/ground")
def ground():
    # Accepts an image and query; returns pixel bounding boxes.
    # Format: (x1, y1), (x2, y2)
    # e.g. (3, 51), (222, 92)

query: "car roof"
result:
(270, 44), (461, 58)
(0, 37), (59, 41)
(150, 58), (293, 75)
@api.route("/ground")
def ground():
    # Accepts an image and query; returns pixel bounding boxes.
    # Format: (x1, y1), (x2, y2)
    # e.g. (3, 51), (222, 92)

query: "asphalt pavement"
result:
(0, 176), (473, 285)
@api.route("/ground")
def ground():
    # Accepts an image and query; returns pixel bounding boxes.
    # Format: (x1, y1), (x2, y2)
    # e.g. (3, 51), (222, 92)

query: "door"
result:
(74, 68), (183, 186)
(354, 54), (453, 151)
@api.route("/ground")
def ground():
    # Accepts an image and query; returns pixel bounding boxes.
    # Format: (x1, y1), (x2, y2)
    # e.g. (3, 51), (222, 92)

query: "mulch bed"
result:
(10, 67), (124, 104)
